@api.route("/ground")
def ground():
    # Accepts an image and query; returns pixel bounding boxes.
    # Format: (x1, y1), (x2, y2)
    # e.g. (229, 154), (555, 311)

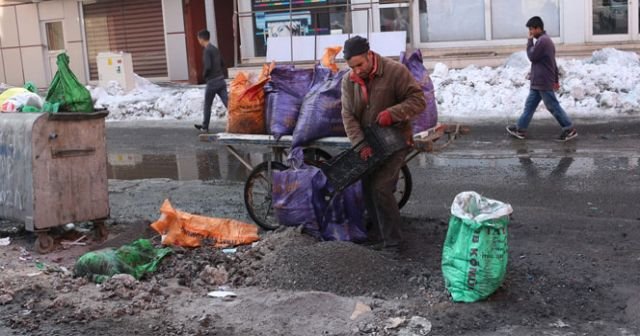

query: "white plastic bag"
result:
(0, 92), (43, 112)
(450, 191), (513, 223)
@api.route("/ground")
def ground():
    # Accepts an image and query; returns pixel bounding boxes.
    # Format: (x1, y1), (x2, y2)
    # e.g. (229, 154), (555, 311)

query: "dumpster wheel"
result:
(35, 232), (55, 254)
(94, 220), (109, 242)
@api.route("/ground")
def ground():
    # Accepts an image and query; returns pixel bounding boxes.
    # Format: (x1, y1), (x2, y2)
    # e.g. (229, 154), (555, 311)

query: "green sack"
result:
(74, 239), (171, 284)
(45, 53), (94, 113)
(442, 191), (513, 303)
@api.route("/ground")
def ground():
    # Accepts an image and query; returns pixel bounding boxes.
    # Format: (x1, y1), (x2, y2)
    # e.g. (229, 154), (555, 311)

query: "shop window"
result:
(251, 0), (351, 57)
(492, 0), (560, 39)
(593, 0), (629, 35)
(45, 22), (65, 51)
(419, 0), (486, 42)
(380, 7), (410, 42)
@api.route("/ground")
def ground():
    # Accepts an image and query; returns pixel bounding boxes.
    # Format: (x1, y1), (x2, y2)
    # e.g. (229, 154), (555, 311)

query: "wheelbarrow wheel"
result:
(396, 165), (412, 210)
(35, 232), (55, 254)
(244, 161), (288, 230)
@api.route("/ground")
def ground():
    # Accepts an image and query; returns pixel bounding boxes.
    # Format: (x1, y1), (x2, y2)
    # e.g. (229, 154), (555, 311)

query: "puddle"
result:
(108, 149), (640, 182)
(107, 150), (273, 182)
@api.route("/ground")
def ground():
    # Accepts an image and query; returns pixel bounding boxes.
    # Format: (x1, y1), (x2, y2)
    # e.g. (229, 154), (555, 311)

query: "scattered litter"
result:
(207, 290), (237, 299)
(150, 199), (260, 248)
(0, 237), (10, 246)
(61, 235), (87, 248)
(385, 317), (406, 330)
(350, 301), (372, 320)
(222, 248), (237, 254)
(26, 272), (43, 277)
(550, 319), (570, 328)
(18, 247), (32, 261)
(398, 316), (432, 336)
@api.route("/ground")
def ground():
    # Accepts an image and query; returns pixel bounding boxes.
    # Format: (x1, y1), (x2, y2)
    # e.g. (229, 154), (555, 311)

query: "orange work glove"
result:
(376, 110), (393, 127)
(360, 146), (373, 161)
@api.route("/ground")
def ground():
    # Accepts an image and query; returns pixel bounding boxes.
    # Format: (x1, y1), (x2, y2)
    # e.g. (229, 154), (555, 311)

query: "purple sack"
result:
(291, 69), (348, 148)
(400, 49), (438, 133)
(268, 67), (315, 138)
(272, 148), (328, 238)
(321, 181), (367, 242)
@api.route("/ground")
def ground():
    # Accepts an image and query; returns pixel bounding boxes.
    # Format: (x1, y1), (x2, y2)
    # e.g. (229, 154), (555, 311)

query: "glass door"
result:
(591, 0), (631, 40)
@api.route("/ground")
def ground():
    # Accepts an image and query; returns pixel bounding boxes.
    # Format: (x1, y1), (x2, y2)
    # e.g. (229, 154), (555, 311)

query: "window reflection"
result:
(593, 0), (629, 35)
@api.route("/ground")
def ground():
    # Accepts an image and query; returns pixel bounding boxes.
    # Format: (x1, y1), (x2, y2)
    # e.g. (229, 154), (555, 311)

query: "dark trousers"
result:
(362, 148), (409, 246)
(203, 77), (228, 129)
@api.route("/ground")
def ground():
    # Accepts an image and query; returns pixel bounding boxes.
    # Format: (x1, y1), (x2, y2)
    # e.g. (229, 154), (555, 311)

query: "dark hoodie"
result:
(527, 32), (559, 91)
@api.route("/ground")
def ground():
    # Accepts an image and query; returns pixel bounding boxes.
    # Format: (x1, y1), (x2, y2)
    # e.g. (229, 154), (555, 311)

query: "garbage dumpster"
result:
(0, 111), (110, 253)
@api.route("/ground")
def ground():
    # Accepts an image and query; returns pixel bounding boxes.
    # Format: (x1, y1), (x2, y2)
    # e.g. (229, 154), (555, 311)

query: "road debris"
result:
(350, 301), (372, 320)
(0, 237), (10, 246)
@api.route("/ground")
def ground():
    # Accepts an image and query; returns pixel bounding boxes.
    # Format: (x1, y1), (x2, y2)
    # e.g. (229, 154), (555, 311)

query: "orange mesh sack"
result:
(321, 46), (343, 73)
(150, 199), (260, 248)
(226, 63), (274, 134)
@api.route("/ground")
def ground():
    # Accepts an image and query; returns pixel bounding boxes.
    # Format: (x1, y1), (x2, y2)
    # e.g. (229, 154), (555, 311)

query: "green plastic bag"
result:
(442, 191), (513, 302)
(74, 239), (171, 284)
(45, 53), (94, 113)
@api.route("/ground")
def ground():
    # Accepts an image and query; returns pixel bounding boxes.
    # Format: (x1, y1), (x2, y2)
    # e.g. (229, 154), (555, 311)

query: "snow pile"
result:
(90, 75), (226, 121)
(433, 48), (640, 121)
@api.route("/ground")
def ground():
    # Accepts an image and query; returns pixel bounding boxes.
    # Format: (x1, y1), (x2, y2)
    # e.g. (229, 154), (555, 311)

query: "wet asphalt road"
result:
(106, 119), (640, 223)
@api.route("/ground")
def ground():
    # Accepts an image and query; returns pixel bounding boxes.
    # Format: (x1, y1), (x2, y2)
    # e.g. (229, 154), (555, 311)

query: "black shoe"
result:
(556, 128), (578, 142)
(194, 124), (209, 133)
(506, 125), (526, 139)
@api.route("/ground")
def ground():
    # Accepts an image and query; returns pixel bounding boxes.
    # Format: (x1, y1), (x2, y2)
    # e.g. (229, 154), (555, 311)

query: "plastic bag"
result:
(321, 46), (343, 73)
(267, 66), (315, 138)
(291, 69), (348, 147)
(227, 65), (272, 134)
(0, 92), (43, 112)
(321, 181), (367, 242)
(0, 87), (29, 108)
(45, 53), (94, 113)
(74, 239), (171, 284)
(272, 148), (366, 242)
(442, 191), (513, 302)
(272, 148), (328, 238)
(150, 199), (260, 248)
(400, 49), (438, 133)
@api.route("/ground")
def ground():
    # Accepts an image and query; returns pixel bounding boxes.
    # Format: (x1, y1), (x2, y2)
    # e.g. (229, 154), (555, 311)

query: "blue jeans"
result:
(517, 89), (573, 130)
(203, 77), (229, 129)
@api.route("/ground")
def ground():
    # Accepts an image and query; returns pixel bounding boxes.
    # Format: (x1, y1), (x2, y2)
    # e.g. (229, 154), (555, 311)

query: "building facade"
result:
(0, 0), (232, 87)
(1, 0), (639, 87)
(237, 0), (640, 62)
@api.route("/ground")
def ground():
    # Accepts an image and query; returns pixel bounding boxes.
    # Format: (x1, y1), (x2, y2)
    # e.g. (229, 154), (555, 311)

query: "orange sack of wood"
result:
(226, 63), (274, 134)
(150, 199), (260, 248)
(321, 46), (343, 73)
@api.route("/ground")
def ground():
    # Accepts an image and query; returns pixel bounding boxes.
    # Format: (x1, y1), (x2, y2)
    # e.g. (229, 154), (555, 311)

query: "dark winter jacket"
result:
(341, 52), (426, 145)
(203, 43), (225, 82)
(527, 32), (559, 91)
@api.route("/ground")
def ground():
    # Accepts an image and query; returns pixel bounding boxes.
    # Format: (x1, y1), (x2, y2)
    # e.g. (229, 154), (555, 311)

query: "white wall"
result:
(562, 0), (587, 44)
(0, 1), (87, 87)
(238, 0), (255, 60)
(162, 0), (189, 81)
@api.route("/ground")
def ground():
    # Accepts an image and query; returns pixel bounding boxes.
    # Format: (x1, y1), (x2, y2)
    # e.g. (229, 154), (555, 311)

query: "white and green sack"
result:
(442, 191), (513, 302)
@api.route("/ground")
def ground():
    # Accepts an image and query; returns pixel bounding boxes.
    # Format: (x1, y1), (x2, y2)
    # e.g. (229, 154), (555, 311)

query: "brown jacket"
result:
(341, 52), (426, 145)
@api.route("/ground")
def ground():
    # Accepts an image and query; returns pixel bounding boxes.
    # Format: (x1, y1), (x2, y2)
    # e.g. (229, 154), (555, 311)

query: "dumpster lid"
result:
(47, 109), (109, 121)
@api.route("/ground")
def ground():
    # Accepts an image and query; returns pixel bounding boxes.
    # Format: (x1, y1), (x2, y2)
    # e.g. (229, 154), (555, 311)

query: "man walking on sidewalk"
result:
(341, 36), (425, 251)
(507, 16), (577, 142)
(194, 30), (228, 133)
